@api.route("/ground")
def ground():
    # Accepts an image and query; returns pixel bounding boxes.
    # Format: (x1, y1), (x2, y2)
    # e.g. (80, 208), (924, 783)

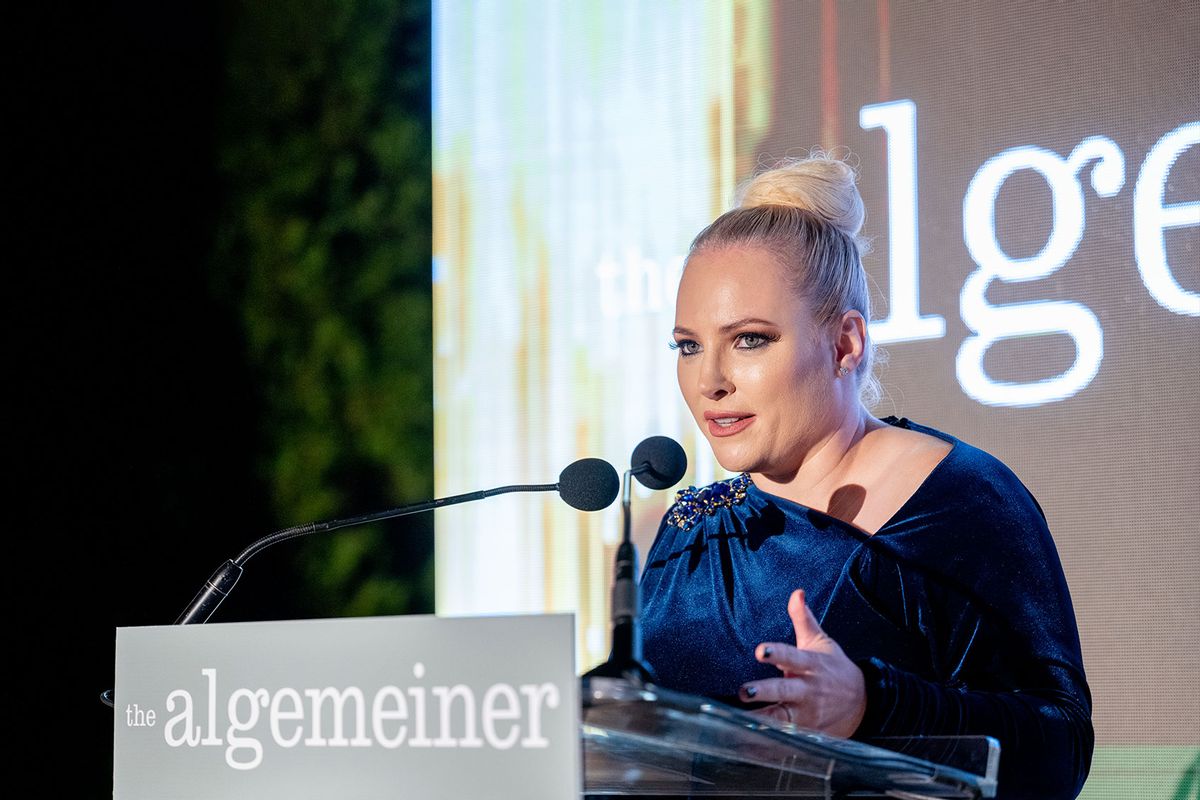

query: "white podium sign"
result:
(114, 613), (578, 799)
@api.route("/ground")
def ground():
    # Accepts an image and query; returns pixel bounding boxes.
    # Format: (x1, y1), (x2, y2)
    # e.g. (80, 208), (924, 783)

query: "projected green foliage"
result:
(212, 0), (432, 617)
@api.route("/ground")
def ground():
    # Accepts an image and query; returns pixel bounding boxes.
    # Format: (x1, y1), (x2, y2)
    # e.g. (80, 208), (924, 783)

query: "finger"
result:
(749, 703), (793, 725)
(755, 642), (820, 676)
(788, 588), (824, 647)
(738, 676), (809, 705)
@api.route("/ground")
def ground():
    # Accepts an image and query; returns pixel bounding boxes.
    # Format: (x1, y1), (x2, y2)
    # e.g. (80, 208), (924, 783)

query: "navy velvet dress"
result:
(640, 417), (1093, 799)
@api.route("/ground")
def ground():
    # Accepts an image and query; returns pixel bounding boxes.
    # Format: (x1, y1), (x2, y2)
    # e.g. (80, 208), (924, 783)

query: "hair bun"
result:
(735, 154), (865, 241)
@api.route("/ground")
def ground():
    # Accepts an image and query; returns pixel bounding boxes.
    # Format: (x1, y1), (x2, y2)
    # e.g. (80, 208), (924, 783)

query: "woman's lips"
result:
(704, 412), (756, 438)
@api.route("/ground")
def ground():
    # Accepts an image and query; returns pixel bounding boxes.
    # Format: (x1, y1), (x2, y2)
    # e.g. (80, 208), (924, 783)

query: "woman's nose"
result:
(697, 354), (733, 400)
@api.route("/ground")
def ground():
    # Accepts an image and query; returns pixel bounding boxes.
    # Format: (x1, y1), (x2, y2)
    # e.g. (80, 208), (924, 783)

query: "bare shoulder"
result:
(841, 421), (954, 533)
(866, 418), (954, 467)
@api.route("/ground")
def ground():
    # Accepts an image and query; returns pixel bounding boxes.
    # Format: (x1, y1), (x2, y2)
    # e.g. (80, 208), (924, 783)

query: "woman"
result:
(639, 155), (1093, 798)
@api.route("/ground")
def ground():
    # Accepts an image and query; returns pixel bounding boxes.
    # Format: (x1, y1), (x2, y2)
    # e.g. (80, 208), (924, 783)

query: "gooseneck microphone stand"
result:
(172, 481), (558, 629)
(584, 436), (687, 687)
(100, 457), (619, 707)
(583, 468), (656, 685)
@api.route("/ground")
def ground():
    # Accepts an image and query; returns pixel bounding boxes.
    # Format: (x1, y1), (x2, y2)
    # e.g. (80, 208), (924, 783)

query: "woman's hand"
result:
(739, 588), (867, 738)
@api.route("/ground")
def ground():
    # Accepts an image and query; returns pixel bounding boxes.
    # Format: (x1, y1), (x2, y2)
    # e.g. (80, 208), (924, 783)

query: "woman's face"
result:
(673, 245), (842, 479)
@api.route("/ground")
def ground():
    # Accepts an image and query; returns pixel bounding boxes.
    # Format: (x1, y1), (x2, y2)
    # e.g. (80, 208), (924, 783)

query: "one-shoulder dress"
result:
(639, 417), (1093, 799)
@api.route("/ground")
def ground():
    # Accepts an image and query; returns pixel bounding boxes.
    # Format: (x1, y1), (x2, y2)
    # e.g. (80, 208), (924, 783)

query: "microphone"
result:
(176, 457), (620, 626)
(630, 435), (688, 491)
(100, 457), (620, 707)
(557, 457), (622, 512)
(585, 436), (686, 686)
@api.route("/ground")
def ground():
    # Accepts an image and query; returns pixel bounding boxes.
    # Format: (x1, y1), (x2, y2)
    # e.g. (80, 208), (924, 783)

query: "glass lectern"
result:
(581, 676), (999, 798)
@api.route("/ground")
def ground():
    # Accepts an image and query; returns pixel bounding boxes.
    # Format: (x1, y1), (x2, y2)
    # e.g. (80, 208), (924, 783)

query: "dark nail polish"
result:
(762, 646), (773, 658)
(743, 685), (757, 698)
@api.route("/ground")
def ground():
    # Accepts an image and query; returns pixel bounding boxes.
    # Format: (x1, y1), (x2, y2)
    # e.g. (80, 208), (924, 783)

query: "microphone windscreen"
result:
(631, 436), (688, 490)
(557, 458), (620, 511)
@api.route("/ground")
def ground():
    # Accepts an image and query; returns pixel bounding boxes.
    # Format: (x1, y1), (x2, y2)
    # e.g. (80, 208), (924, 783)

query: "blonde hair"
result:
(688, 154), (881, 408)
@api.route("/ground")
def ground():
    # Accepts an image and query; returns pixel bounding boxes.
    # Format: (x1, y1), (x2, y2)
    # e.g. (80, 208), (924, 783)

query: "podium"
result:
(582, 676), (998, 798)
(112, 615), (998, 799)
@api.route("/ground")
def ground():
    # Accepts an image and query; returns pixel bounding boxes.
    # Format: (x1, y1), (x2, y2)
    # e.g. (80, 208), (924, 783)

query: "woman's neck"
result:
(751, 405), (882, 507)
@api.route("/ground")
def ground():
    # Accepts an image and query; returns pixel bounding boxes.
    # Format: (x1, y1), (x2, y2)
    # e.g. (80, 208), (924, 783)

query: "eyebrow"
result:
(673, 317), (779, 336)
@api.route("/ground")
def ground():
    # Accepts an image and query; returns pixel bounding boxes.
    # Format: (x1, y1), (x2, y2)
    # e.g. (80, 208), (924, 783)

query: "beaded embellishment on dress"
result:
(665, 473), (752, 528)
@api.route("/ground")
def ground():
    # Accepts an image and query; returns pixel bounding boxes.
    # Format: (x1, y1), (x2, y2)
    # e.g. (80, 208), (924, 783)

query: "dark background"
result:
(13, 1), (433, 791)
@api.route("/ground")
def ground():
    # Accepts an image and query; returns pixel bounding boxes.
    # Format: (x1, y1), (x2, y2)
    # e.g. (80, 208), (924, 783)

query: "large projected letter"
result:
(958, 137), (1124, 407)
(1133, 121), (1200, 317)
(860, 100), (946, 344)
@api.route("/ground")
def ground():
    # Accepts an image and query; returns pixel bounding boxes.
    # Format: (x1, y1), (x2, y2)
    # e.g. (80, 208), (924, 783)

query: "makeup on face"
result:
(672, 245), (840, 477)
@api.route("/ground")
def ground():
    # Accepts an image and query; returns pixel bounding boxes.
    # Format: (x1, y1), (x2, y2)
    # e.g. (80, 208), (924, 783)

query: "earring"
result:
(836, 364), (850, 377)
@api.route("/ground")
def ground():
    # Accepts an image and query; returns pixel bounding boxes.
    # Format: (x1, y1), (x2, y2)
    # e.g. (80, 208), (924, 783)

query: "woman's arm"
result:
(739, 587), (1092, 799)
(854, 654), (1092, 799)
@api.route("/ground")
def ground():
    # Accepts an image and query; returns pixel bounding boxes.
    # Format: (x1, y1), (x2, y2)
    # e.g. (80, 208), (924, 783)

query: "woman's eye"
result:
(670, 339), (701, 356)
(735, 332), (772, 349)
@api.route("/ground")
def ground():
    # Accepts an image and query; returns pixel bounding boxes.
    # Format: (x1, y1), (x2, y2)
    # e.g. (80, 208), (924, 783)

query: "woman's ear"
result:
(834, 310), (867, 372)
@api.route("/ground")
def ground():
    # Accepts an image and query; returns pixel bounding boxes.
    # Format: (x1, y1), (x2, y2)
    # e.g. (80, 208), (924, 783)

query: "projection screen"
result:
(433, 1), (1198, 793)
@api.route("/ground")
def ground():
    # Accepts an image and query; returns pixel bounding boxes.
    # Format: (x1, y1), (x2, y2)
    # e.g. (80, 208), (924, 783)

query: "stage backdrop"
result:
(432, 1), (1198, 794)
